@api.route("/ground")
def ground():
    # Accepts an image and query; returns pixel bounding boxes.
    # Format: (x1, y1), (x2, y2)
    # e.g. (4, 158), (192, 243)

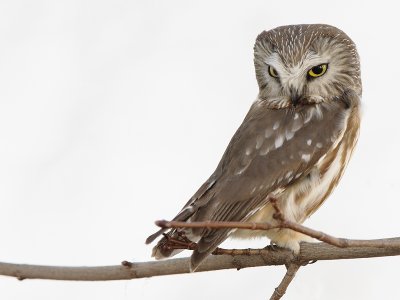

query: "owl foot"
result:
(161, 232), (197, 251)
(264, 241), (282, 251)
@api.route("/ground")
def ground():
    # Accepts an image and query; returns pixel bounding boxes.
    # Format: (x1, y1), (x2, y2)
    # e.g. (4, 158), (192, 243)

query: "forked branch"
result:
(270, 263), (302, 300)
(152, 200), (400, 300)
(155, 219), (400, 249)
(0, 202), (399, 300)
(0, 241), (399, 281)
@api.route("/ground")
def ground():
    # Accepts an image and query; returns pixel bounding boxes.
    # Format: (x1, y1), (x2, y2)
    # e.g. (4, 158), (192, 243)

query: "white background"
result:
(0, 1), (399, 299)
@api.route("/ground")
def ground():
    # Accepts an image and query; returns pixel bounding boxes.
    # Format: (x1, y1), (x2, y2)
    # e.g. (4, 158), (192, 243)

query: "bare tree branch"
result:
(1, 239), (399, 281)
(152, 199), (400, 299)
(154, 204), (400, 300)
(155, 197), (400, 249)
(1, 198), (399, 299)
(270, 263), (302, 300)
(156, 219), (400, 249)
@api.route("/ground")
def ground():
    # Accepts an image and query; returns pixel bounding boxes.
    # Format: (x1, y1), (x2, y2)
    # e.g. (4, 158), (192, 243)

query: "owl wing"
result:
(145, 175), (217, 245)
(187, 98), (354, 270)
(145, 93), (356, 270)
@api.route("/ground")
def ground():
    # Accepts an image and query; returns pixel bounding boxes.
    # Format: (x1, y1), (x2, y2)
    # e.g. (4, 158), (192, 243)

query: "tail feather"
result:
(146, 200), (199, 245)
(190, 249), (212, 272)
(146, 176), (218, 267)
(150, 230), (185, 259)
(145, 228), (166, 245)
(190, 229), (231, 272)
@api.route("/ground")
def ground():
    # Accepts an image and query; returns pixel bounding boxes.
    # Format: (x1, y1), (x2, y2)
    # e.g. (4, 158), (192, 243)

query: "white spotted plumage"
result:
(147, 24), (362, 272)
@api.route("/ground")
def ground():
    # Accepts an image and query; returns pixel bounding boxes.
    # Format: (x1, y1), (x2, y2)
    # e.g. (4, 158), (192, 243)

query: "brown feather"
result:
(146, 24), (362, 271)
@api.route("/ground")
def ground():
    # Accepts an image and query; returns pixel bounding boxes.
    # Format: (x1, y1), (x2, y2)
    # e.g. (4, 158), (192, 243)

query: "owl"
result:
(146, 24), (362, 271)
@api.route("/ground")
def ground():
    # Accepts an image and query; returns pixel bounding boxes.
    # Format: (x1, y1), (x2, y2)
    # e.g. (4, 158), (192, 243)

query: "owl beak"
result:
(290, 88), (301, 106)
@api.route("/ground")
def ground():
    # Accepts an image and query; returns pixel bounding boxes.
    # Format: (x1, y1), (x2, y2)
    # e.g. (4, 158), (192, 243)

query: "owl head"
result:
(254, 24), (362, 108)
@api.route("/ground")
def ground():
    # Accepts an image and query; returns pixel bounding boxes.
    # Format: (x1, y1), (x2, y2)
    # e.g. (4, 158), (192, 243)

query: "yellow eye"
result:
(268, 65), (279, 78)
(308, 64), (328, 78)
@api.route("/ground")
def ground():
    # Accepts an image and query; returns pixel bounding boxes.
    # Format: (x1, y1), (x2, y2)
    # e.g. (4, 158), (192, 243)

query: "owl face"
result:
(254, 24), (361, 108)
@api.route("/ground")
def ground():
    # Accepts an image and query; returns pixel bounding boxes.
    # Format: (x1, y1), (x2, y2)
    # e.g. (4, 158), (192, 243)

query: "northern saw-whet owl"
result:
(146, 24), (361, 271)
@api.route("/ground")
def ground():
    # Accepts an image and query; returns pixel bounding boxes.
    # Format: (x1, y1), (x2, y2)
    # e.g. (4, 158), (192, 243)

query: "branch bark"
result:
(1, 239), (399, 281)
(156, 219), (400, 249)
(270, 263), (301, 300)
(153, 204), (400, 299)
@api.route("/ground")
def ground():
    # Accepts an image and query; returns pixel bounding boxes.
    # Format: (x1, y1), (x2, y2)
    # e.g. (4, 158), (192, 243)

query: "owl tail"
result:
(147, 228), (231, 272)
(146, 201), (201, 259)
(189, 228), (231, 272)
(149, 230), (185, 259)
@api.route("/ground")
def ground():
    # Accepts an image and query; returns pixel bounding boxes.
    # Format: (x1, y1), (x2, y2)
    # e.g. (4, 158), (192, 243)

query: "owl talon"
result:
(265, 241), (281, 251)
(161, 232), (197, 251)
